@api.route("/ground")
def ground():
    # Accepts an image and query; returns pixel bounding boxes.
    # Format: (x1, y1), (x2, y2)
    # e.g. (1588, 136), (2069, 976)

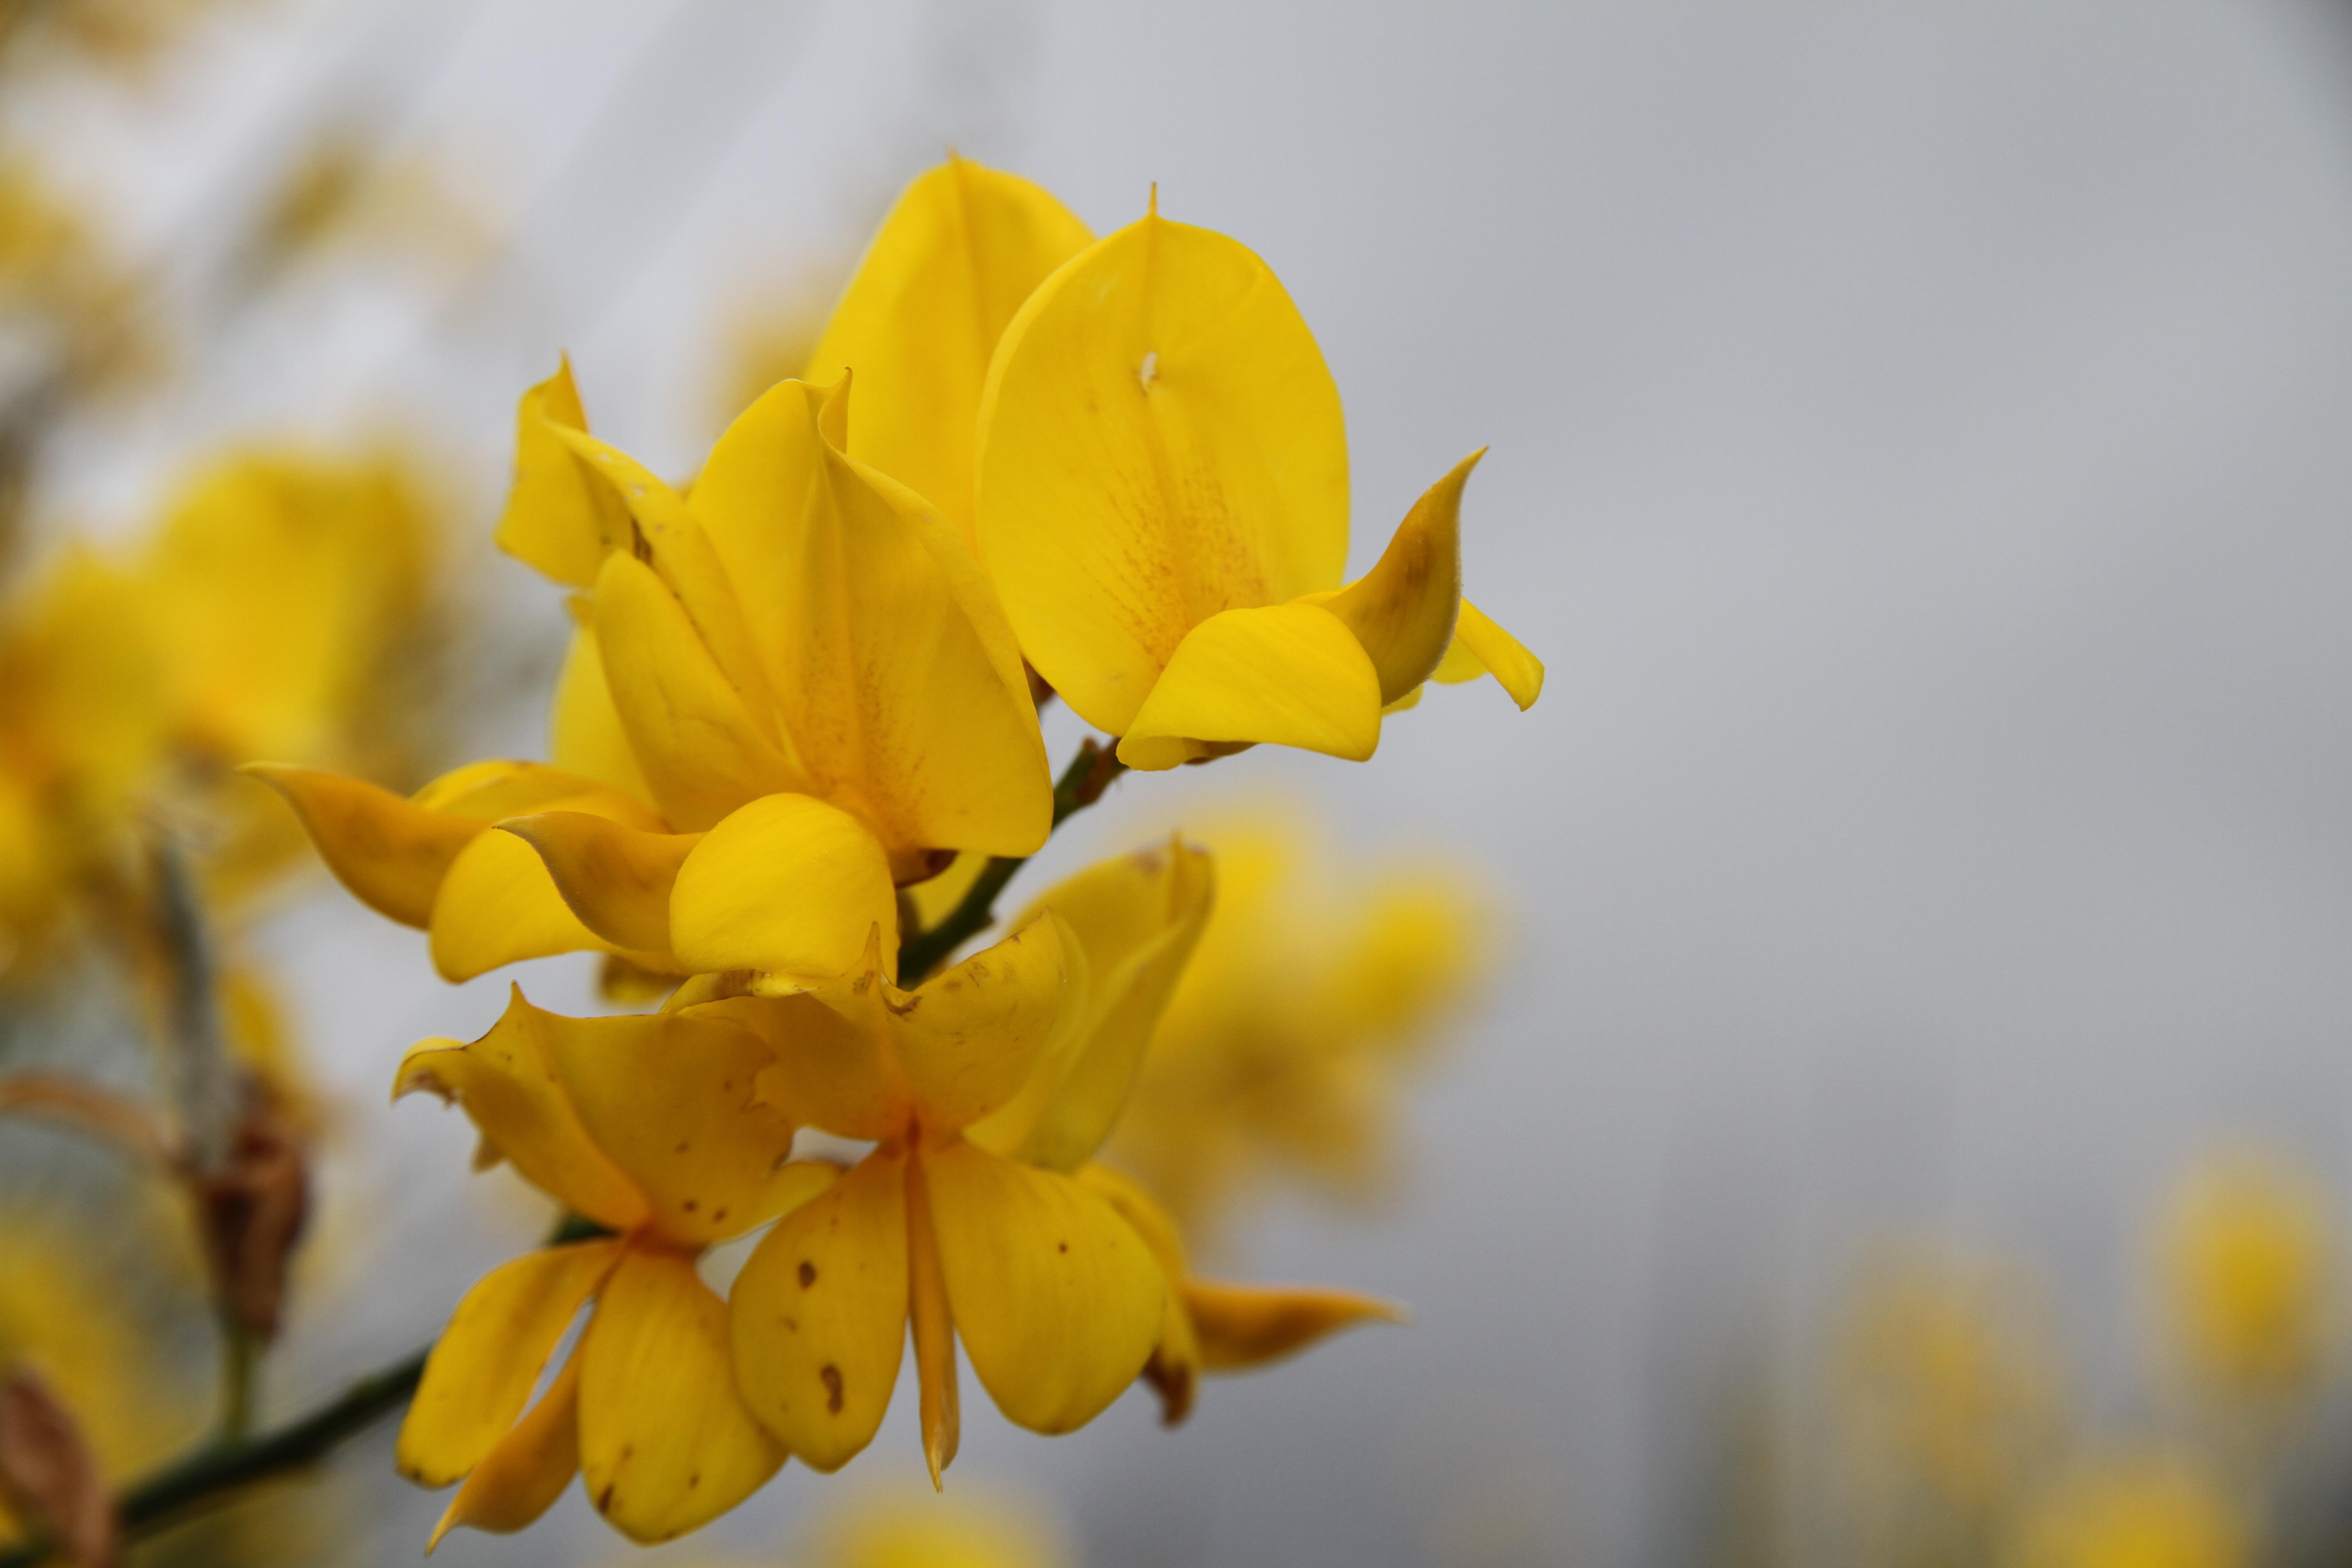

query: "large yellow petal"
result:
(428, 826), (625, 982)
(578, 1249), (785, 1544)
(593, 551), (799, 832)
(1117, 603), (1382, 770)
(805, 157), (1093, 554)
(921, 1139), (1162, 1434)
(245, 764), (480, 928)
(689, 376), (1050, 862)
(1316, 451), (1479, 704)
(1003, 841), (1215, 1170)
(534, 1003), (816, 1248)
(668, 792), (898, 985)
(1184, 1278), (1406, 1369)
(694, 989), (905, 1142)
(551, 612), (655, 804)
(730, 1148), (908, 1471)
(426, 1344), (582, 1550)
(397, 1239), (622, 1486)
(495, 358), (628, 586)
(500, 812), (701, 957)
(394, 989), (649, 1231)
(1441, 599), (1544, 711)
(975, 209), (1350, 734)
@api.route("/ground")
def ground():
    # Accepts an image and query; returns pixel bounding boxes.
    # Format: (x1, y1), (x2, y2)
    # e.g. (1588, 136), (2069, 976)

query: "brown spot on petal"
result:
(820, 1364), (845, 1415)
(597, 1483), (617, 1514)
(798, 1260), (817, 1289)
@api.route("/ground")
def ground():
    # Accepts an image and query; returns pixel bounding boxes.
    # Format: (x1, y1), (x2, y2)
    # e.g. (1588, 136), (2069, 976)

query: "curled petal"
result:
(1431, 599), (1544, 711)
(730, 1148), (908, 1471)
(500, 812), (701, 957)
(398, 1240), (622, 1487)
(428, 828), (634, 983)
(668, 793), (899, 985)
(805, 157), (1093, 554)
(1184, 1279), (1406, 1370)
(578, 1249), (785, 1544)
(426, 1345), (583, 1551)
(394, 991), (648, 1232)
(922, 1139), (1162, 1435)
(859, 912), (1068, 1132)
(976, 210), (1349, 735)
(496, 357), (628, 586)
(1117, 603), (1382, 770)
(535, 1006), (808, 1248)
(1317, 451), (1478, 704)
(245, 764), (478, 928)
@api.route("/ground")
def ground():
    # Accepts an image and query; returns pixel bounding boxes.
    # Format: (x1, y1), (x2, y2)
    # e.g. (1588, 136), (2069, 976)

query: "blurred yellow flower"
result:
(974, 194), (1541, 769)
(2159, 1148), (2335, 1401)
(394, 989), (833, 1547)
(800, 1487), (1070, 1568)
(2009, 1455), (2244, 1568)
(1105, 812), (1485, 1238)
(0, 150), (155, 407)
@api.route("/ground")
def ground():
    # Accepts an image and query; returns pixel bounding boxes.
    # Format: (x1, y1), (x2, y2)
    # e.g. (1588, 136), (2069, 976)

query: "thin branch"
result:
(897, 738), (1127, 983)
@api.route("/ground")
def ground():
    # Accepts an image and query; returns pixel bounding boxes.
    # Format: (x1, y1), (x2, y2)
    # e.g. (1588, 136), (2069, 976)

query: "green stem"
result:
(897, 738), (1127, 984)
(0, 1348), (429, 1568)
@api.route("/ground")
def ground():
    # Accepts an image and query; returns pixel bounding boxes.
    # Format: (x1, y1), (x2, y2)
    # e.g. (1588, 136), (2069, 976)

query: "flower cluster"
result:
(260, 157), (1542, 1548)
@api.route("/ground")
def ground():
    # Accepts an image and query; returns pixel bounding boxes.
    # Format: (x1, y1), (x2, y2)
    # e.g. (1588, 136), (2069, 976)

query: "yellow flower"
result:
(2009, 1455), (2244, 1568)
(803, 1487), (1070, 1568)
(2160, 1148), (2334, 1401)
(392, 990), (834, 1547)
(1104, 813), (1485, 1237)
(973, 193), (1543, 769)
(695, 905), (1156, 1485)
(0, 546), (163, 971)
(260, 360), (1053, 991)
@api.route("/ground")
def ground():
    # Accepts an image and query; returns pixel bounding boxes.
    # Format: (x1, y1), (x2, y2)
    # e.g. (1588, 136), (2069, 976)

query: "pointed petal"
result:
(922, 1139), (1162, 1434)
(1118, 603), (1382, 769)
(496, 358), (628, 586)
(1318, 452), (1478, 704)
(426, 1346), (582, 1550)
(534, 1005), (808, 1248)
(1009, 842), (1215, 1170)
(1077, 1164), (1199, 1425)
(244, 764), (478, 928)
(1184, 1278), (1406, 1370)
(668, 793), (899, 984)
(689, 377), (1051, 860)
(1441, 598), (1544, 710)
(883, 912), (1069, 1132)
(578, 1249), (785, 1544)
(730, 1148), (908, 1471)
(397, 1239), (622, 1486)
(394, 990), (649, 1232)
(906, 1142), (961, 1486)
(975, 211), (1350, 735)
(593, 550), (799, 832)
(500, 812), (701, 957)
(805, 157), (1093, 554)
(551, 613), (655, 803)
(428, 826), (629, 982)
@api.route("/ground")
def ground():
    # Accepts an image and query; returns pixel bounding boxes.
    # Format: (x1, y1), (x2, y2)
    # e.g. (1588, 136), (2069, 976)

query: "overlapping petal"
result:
(426, 1347), (583, 1549)
(495, 357), (627, 586)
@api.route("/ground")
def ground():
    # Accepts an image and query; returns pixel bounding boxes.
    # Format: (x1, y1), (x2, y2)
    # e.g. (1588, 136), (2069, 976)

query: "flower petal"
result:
(535, 1004), (808, 1248)
(244, 764), (480, 928)
(668, 792), (898, 985)
(1184, 1278), (1406, 1370)
(730, 1148), (908, 1471)
(428, 827), (630, 982)
(551, 613), (655, 804)
(500, 812), (701, 957)
(1437, 598), (1544, 711)
(975, 210), (1350, 735)
(692, 989), (905, 1142)
(1077, 1164), (1200, 1425)
(1316, 451), (1479, 704)
(689, 377), (1051, 862)
(425, 1343), (582, 1550)
(397, 1239), (622, 1486)
(872, 911), (1068, 1132)
(804, 157), (1093, 554)
(1003, 841), (1215, 1170)
(394, 990), (649, 1232)
(921, 1139), (1162, 1434)
(578, 1249), (785, 1544)
(1117, 603), (1382, 769)
(593, 550), (799, 832)
(495, 357), (628, 586)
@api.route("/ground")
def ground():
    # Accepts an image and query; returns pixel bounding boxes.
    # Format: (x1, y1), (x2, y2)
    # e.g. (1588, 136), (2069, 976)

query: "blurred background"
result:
(6, 2), (2352, 1565)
